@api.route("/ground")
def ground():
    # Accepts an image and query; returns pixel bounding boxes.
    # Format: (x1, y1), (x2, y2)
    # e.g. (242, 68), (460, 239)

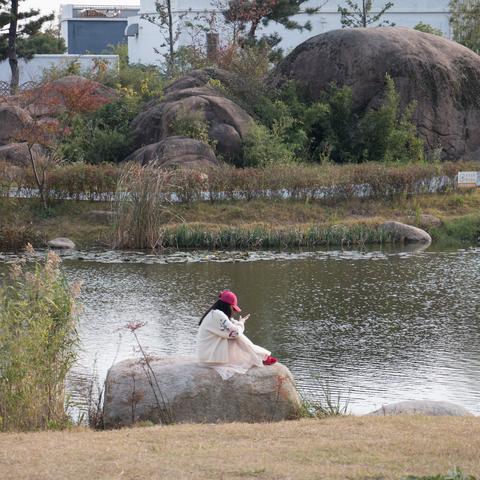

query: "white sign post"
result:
(457, 171), (479, 188)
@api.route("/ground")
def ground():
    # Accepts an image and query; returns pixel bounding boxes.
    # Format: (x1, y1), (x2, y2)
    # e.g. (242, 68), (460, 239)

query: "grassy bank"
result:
(0, 189), (479, 251)
(1, 417), (479, 479)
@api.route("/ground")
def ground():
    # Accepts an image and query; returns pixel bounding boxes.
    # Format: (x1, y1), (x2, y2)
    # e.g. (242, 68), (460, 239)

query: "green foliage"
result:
(109, 44), (165, 100)
(358, 75), (424, 163)
(243, 122), (296, 167)
(414, 22), (444, 36)
(59, 97), (142, 164)
(338, 0), (394, 28)
(169, 109), (216, 149)
(0, 0), (55, 60)
(303, 85), (359, 163)
(430, 213), (480, 246)
(0, 250), (79, 431)
(449, 0), (480, 53)
(251, 75), (424, 165)
(16, 30), (66, 58)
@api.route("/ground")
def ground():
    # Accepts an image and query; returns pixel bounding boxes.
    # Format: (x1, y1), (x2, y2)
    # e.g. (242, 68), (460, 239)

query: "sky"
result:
(23, 0), (140, 18)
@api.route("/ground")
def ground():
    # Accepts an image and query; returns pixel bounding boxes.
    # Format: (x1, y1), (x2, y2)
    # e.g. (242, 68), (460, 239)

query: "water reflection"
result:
(2, 247), (479, 415)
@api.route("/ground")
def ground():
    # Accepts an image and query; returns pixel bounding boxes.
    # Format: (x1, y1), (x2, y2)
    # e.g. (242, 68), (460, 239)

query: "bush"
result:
(243, 123), (296, 167)
(236, 74), (425, 165)
(59, 97), (142, 164)
(358, 75), (424, 163)
(0, 249), (79, 431)
(169, 109), (216, 149)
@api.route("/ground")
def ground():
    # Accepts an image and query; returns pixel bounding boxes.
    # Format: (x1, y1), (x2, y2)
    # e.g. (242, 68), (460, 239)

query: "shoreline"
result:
(0, 191), (479, 252)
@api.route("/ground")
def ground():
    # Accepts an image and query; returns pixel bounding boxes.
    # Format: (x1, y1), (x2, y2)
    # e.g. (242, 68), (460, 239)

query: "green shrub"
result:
(238, 75), (425, 165)
(359, 74), (424, 163)
(60, 97), (142, 164)
(0, 250), (79, 431)
(243, 123), (296, 167)
(303, 85), (359, 164)
(169, 109), (216, 149)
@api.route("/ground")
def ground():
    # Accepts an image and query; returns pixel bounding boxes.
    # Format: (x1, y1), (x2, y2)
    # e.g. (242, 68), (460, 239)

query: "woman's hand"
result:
(239, 314), (250, 323)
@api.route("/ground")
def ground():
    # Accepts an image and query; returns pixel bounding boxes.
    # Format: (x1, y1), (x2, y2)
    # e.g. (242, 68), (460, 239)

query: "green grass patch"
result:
(430, 215), (480, 247)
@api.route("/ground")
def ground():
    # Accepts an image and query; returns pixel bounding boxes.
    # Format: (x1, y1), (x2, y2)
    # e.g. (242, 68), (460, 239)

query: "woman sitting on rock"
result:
(197, 290), (277, 379)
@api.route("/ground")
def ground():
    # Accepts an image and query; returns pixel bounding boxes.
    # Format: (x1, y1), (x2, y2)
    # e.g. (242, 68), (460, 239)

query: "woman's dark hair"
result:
(199, 299), (232, 325)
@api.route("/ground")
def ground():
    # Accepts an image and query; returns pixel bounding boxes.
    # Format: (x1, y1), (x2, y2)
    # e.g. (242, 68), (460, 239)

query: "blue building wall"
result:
(67, 20), (127, 54)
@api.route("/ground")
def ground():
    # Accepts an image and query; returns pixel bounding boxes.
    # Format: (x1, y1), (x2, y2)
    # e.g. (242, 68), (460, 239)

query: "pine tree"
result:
(222, 0), (321, 42)
(0, 0), (54, 94)
(450, 0), (480, 54)
(338, 0), (394, 28)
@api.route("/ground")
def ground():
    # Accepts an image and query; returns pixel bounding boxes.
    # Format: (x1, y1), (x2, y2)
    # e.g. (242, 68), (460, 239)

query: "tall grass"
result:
(112, 163), (175, 250)
(159, 223), (395, 250)
(0, 247), (80, 431)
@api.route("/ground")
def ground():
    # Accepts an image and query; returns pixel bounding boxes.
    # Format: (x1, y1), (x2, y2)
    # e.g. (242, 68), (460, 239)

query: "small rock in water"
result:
(47, 237), (76, 250)
(367, 400), (473, 417)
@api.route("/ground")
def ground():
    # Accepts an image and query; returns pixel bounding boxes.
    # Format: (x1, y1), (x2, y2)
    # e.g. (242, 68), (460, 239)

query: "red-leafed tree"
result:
(16, 78), (114, 210)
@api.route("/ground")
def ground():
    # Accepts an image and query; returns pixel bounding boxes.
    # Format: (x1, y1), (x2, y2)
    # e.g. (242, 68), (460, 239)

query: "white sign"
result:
(457, 171), (479, 188)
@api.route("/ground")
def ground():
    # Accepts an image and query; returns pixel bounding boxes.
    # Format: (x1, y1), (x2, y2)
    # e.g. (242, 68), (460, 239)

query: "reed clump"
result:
(0, 247), (80, 431)
(112, 163), (174, 250)
(158, 222), (394, 250)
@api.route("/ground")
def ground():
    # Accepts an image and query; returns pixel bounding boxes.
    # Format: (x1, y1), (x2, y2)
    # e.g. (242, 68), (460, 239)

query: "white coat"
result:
(196, 309), (270, 367)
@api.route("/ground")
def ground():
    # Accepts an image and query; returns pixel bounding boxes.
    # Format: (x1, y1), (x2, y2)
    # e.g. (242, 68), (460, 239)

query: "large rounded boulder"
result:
(103, 356), (301, 427)
(131, 70), (253, 163)
(125, 136), (219, 169)
(0, 105), (32, 145)
(270, 27), (480, 160)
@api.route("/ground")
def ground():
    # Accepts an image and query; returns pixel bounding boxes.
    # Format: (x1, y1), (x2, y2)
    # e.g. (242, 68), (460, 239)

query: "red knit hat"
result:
(219, 290), (241, 312)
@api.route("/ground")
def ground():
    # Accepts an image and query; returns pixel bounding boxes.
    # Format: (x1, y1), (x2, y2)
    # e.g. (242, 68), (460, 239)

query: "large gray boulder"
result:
(0, 105), (32, 145)
(125, 136), (219, 169)
(270, 27), (480, 160)
(382, 221), (432, 243)
(0, 142), (44, 166)
(103, 357), (301, 428)
(131, 71), (253, 163)
(368, 400), (473, 417)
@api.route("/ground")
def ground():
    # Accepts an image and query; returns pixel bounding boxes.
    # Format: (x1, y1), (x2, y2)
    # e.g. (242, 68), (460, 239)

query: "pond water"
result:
(2, 246), (480, 415)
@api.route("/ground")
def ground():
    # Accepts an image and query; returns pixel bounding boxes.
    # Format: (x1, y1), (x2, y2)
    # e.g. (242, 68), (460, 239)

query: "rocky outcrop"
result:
(382, 221), (432, 243)
(103, 357), (301, 428)
(131, 69), (253, 163)
(125, 136), (219, 169)
(270, 27), (480, 160)
(0, 105), (32, 145)
(47, 237), (76, 250)
(368, 400), (473, 417)
(0, 142), (44, 166)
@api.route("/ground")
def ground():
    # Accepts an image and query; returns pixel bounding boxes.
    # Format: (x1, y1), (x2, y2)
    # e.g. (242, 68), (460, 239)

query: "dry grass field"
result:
(1, 417), (480, 480)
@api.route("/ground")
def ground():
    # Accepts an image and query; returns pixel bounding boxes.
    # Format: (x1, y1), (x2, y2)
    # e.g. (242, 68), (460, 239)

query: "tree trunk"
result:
(8, 0), (20, 95)
(166, 0), (175, 73)
(248, 19), (260, 39)
(362, 0), (367, 27)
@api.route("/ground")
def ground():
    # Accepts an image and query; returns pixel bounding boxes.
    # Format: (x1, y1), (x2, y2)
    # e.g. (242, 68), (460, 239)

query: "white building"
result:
(126, 0), (452, 66)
